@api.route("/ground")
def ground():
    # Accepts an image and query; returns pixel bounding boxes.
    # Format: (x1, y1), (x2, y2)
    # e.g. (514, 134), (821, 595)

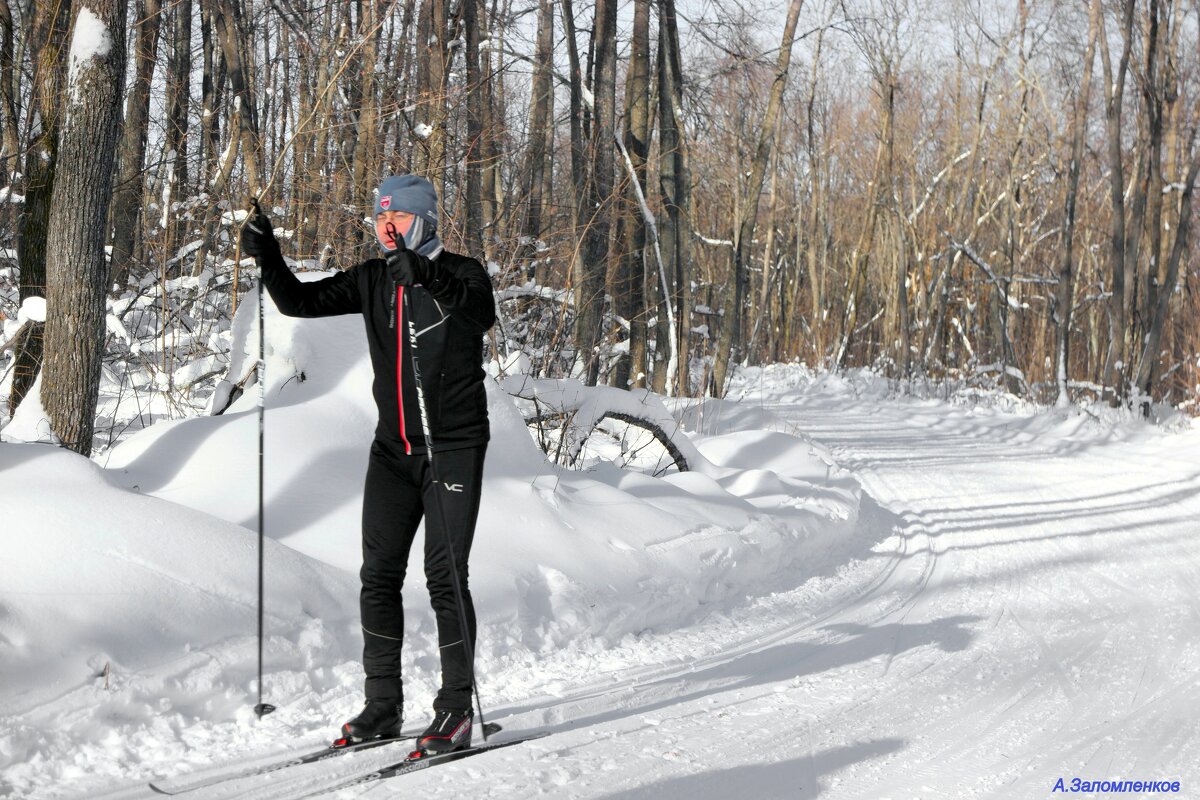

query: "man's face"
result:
(375, 210), (416, 251)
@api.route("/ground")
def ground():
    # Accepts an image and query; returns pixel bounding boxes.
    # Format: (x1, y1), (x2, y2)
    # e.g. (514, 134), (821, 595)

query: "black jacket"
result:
(258, 246), (496, 455)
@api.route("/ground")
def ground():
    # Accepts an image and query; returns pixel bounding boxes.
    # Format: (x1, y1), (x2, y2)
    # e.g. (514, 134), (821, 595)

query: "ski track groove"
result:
(24, 387), (1200, 799)
(280, 400), (1198, 798)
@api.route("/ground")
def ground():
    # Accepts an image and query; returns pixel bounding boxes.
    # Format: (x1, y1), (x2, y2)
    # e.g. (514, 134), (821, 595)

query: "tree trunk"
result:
(42, 0), (128, 455)
(479, 0), (503, 261)
(0, 0), (20, 182)
(1054, 0), (1099, 407)
(167, 0), (192, 197)
(655, 0), (690, 394)
(10, 0), (72, 416)
(564, 0), (615, 386)
(297, 3), (334, 256)
(199, 1), (224, 183)
(462, 0), (485, 257)
(212, 0), (262, 194)
(613, 0), (649, 390)
(1134, 151), (1200, 400)
(109, 0), (162, 287)
(751, 109), (783, 363)
(352, 0), (383, 230)
(800, 18), (828, 359)
(414, 0), (448, 192)
(1098, 0), (1135, 403)
(1134, 0), (1165, 379)
(713, 0), (803, 396)
(520, 0), (553, 282)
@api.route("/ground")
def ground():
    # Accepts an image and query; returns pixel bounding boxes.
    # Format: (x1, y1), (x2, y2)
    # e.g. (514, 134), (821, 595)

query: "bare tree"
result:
(414, 0), (449, 192)
(211, 0), (263, 194)
(110, 0), (162, 286)
(519, 0), (554, 282)
(42, 0), (128, 454)
(0, 0), (19, 183)
(712, 0), (804, 395)
(654, 0), (692, 394)
(562, 0), (617, 386)
(612, 0), (651, 390)
(1097, 0), (1136, 402)
(10, 0), (72, 415)
(463, 0), (485, 256)
(1053, 0), (1099, 406)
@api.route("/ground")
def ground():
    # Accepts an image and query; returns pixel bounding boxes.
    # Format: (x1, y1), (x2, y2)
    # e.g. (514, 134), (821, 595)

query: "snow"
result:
(17, 296), (46, 323)
(495, 281), (572, 306)
(1, 373), (56, 444)
(69, 8), (113, 64)
(413, 123), (434, 140)
(5, 320), (1200, 797)
(66, 7), (113, 105)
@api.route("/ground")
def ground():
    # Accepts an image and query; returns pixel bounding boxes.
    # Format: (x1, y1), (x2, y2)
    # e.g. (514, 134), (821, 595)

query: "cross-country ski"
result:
(146, 735), (414, 796)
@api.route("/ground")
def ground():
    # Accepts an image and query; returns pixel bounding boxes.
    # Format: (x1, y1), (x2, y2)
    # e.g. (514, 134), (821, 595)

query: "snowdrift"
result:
(0, 444), (356, 712)
(101, 276), (861, 659)
(2, 273), (861, 796)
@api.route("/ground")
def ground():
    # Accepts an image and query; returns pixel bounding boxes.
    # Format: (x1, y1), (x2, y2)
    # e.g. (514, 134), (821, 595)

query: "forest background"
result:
(2, 0), (1198, 457)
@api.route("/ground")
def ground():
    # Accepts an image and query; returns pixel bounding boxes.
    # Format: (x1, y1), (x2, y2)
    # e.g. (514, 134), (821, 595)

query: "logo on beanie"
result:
(380, 196), (392, 210)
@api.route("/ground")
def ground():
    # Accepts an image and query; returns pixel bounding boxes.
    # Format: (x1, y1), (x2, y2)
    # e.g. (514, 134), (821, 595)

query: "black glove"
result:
(241, 199), (279, 258)
(385, 249), (425, 286)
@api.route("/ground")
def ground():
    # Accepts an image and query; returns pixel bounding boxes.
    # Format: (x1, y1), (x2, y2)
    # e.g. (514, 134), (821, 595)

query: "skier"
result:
(240, 175), (495, 755)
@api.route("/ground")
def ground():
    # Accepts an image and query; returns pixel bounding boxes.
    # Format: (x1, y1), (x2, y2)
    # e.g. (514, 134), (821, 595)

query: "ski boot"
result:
(410, 709), (473, 757)
(333, 700), (403, 747)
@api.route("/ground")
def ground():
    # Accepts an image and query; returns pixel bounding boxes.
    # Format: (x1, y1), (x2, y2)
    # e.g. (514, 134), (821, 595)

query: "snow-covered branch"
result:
(498, 375), (719, 475)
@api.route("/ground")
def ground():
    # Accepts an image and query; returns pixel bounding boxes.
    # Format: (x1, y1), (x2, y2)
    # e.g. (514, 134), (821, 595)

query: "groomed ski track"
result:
(392, 390), (1200, 799)
(90, 387), (1200, 799)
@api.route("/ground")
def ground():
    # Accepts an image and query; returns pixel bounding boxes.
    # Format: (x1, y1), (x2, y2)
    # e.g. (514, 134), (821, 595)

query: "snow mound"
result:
(4, 278), (861, 796)
(1, 374), (57, 444)
(100, 274), (861, 652)
(666, 395), (793, 436)
(0, 443), (358, 785)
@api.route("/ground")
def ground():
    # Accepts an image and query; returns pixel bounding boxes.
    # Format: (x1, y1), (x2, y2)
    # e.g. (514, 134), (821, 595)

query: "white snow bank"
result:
(665, 395), (792, 436)
(1, 373), (56, 444)
(103, 275), (861, 605)
(102, 271), (861, 648)
(728, 362), (1198, 444)
(0, 442), (358, 784)
(5, 277), (860, 795)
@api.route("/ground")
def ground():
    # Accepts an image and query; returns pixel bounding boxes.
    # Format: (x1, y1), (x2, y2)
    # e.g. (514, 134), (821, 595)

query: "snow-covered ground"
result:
(4, 322), (1199, 798)
(0, 294), (855, 799)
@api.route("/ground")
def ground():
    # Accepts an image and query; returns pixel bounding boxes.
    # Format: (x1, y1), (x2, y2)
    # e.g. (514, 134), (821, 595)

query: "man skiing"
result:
(240, 174), (495, 755)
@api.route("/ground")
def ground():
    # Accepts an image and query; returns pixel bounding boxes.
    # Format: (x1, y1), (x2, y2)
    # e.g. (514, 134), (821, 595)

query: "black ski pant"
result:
(359, 438), (485, 712)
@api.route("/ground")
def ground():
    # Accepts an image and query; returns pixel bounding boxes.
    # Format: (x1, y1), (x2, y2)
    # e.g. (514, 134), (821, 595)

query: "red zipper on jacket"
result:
(395, 284), (411, 454)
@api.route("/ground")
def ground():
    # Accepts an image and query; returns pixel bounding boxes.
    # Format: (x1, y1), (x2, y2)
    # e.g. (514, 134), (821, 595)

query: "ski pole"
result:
(397, 267), (489, 741)
(246, 198), (276, 720)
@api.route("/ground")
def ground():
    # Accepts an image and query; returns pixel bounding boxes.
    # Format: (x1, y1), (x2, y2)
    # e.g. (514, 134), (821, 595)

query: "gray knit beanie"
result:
(373, 175), (443, 257)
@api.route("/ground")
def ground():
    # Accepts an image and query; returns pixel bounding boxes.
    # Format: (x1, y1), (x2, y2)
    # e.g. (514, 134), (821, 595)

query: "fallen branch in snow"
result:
(524, 408), (693, 472)
(499, 375), (719, 475)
